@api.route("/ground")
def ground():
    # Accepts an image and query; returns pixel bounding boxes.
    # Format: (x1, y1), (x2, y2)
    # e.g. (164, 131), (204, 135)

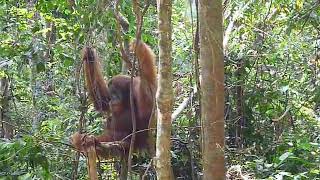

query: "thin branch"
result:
(172, 85), (197, 121)
(272, 107), (291, 122)
(223, 2), (251, 53)
(114, 0), (132, 69)
(128, 0), (151, 176)
(72, 40), (88, 180)
(121, 127), (156, 142)
(142, 159), (153, 180)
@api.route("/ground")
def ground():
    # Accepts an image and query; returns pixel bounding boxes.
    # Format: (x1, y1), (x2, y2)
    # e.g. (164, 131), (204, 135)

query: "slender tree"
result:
(0, 75), (13, 139)
(199, 0), (225, 179)
(155, 0), (174, 179)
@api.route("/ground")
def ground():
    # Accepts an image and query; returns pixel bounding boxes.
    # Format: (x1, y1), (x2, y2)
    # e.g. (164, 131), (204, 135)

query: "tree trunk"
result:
(0, 76), (13, 139)
(28, 0), (41, 132)
(199, 1), (225, 179)
(87, 146), (98, 180)
(235, 59), (245, 148)
(155, 0), (174, 179)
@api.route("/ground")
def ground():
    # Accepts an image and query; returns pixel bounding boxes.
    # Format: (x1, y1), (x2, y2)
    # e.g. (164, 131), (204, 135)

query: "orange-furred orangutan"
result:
(71, 40), (156, 157)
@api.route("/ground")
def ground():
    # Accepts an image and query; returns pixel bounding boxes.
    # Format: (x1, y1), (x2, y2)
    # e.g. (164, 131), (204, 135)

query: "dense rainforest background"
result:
(0, 0), (319, 179)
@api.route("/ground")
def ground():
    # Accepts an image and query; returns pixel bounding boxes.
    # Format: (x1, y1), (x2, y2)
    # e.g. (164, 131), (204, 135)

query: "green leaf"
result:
(63, 58), (73, 67)
(310, 169), (320, 175)
(279, 152), (293, 162)
(0, 70), (6, 78)
(32, 24), (41, 33)
(298, 142), (311, 150)
(36, 62), (46, 73)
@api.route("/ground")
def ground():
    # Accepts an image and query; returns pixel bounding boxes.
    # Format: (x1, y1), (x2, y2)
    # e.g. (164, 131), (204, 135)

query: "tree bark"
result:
(87, 146), (98, 180)
(199, 0), (225, 179)
(155, 0), (174, 179)
(0, 76), (13, 139)
(235, 59), (245, 148)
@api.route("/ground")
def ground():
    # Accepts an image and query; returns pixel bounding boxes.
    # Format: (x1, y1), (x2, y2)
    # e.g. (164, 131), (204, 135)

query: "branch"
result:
(71, 133), (128, 159)
(86, 146), (98, 180)
(114, 0), (132, 69)
(121, 127), (156, 142)
(223, 2), (250, 53)
(142, 159), (153, 180)
(98, 141), (128, 157)
(128, 0), (151, 176)
(172, 86), (197, 121)
(272, 107), (290, 122)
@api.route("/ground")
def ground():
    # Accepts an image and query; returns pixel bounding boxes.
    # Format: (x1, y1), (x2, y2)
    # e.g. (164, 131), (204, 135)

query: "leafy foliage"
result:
(0, 0), (319, 179)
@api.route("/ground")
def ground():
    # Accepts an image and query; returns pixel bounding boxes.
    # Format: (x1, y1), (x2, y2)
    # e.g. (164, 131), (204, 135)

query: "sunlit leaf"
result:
(280, 85), (289, 93)
(279, 152), (293, 162)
